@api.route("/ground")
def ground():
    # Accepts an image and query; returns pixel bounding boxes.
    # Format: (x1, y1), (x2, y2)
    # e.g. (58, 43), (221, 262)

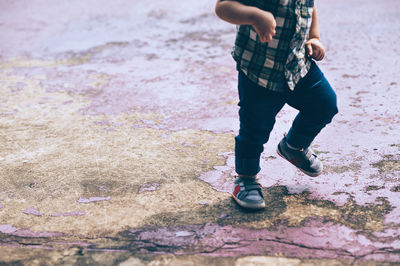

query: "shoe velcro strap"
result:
(242, 184), (261, 191)
(237, 188), (264, 200)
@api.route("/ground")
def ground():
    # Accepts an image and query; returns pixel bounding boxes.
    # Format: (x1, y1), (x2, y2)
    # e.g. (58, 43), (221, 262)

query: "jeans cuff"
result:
(235, 157), (261, 176)
(286, 130), (313, 149)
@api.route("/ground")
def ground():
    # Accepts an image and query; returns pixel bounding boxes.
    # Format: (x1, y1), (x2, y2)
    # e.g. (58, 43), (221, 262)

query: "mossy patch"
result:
(390, 186), (400, 192)
(371, 159), (400, 173)
(325, 163), (361, 174)
(390, 144), (400, 149)
(138, 186), (393, 233)
(313, 150), (330, 155)
(365, 186), (385, 191)
(336, 197), (392, 232)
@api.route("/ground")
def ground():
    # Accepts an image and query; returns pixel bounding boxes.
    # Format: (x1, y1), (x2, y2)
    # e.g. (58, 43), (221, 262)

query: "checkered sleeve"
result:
(226, 0), (315, 92)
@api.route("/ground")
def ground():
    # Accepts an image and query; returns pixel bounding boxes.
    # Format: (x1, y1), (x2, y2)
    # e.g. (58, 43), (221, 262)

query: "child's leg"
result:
(233, 71), (286, 209)
(285, 61), (338, 149)
(235, 71), (286, 176)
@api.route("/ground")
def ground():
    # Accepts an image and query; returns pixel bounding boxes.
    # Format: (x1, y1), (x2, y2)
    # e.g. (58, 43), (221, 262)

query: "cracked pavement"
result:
(0, 0), (400, 265)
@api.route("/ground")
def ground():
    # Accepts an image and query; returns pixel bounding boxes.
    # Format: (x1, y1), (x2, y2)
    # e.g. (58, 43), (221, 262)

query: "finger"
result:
(313, 50), (321, 60)
(320, 52), (325, 61)
(253, 27), (265, 43)
(316, 50), (324, 61)
(260, 35), (267, 43)
(306, 43), (313, 56)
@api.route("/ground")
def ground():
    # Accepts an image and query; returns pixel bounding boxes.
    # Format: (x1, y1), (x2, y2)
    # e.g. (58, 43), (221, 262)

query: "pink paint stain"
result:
(0, 224), (65, 237)
(0, 224), (18, 234)
(125, 219), (400, 261)
(23, 207), (43, 216)
(77, 196), (111, 203)
(138, 183), (159, 193)
(198, 154), (235, 193)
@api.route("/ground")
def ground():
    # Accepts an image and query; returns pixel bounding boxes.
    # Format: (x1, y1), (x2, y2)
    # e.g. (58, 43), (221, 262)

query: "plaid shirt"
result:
(226, 0), (314, 91)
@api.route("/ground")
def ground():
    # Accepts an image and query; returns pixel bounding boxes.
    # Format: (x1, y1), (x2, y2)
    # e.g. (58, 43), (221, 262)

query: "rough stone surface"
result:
(0, 0), (399, 265)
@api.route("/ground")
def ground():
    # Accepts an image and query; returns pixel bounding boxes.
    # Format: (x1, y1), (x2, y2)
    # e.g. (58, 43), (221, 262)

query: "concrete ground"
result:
(0, 0), (399, 265)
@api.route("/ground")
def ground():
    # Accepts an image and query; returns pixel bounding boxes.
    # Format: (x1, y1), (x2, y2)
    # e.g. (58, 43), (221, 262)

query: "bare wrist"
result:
(248, 7), (262, 25)
(308, 36), (321, 42)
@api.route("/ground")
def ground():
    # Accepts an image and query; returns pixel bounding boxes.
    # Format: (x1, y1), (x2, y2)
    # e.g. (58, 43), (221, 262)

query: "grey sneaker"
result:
(232, 177), (265, 210)
(277, 136), (323, 177)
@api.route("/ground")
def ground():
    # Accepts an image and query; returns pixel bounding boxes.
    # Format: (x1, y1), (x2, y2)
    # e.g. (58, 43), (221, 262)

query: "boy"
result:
(215, 0), (338, 209)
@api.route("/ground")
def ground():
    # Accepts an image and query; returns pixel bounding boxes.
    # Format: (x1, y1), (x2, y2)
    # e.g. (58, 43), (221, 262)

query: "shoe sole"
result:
(276, 146), (322, 177)
(232, 195), (266, 210)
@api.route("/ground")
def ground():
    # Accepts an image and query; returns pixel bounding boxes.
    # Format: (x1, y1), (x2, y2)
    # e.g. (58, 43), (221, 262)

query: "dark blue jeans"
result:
(235, 61), (338, 176)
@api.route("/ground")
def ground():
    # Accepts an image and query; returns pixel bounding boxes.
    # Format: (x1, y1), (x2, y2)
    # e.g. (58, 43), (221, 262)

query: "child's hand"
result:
(251, 9), (276, 43)
(305, 38), (325, 61)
